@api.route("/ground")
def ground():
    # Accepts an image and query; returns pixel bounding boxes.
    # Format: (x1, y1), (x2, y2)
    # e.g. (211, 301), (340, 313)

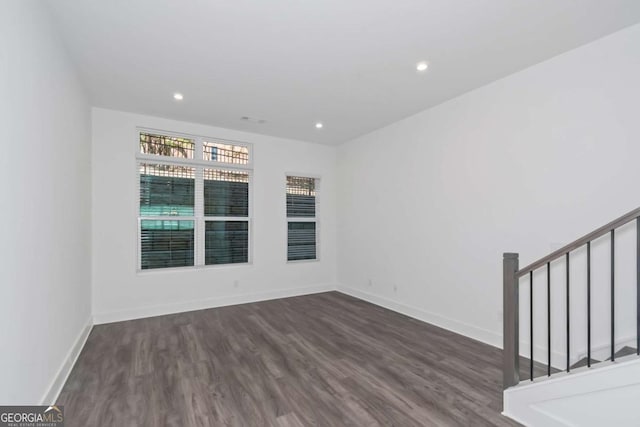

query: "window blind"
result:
(139, 164), (195, 217)
(140, 220), (195, 269)
(286, 176), (317, 261)
(204, 169), (249, 217)
(287, 222), (316, 261)
(205, 221), (249, 265)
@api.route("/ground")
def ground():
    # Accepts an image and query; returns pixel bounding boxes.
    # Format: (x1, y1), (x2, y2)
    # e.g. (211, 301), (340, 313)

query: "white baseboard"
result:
(93, 283), (337, 324)
(40, 318), (93, 405)
(336, 284), (502, 349)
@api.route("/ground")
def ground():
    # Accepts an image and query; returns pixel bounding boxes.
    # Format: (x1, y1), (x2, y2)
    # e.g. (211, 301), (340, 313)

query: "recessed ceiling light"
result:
(173, 93), (184, 101)
(315, 122), (323, 129)
(416, 61), (429, 72)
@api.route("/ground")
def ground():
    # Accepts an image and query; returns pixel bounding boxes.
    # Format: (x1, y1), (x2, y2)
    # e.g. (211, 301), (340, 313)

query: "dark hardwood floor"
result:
(58, 292), (519, 426)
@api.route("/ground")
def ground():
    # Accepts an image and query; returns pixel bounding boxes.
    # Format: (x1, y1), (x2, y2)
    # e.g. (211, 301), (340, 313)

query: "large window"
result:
(138, 131), (251, 270)
(286, 176), (318, 261)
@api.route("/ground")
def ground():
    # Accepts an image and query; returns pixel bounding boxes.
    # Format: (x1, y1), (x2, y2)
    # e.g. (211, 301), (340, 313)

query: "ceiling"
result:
(45, 0), (640, 145)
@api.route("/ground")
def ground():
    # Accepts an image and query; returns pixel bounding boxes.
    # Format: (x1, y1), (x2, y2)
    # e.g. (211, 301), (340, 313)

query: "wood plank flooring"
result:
(58, 292), (519, 426)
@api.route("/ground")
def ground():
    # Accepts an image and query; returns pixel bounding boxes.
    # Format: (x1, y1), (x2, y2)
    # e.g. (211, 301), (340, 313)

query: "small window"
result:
(286, 176), (317, 261)
(140, 132), (195, 159)
(203, 141), (249, 164)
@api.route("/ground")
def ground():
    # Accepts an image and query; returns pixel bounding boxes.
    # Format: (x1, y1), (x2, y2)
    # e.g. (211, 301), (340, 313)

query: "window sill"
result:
(136, 262), (253, 275)
(286, 258), (320, 264)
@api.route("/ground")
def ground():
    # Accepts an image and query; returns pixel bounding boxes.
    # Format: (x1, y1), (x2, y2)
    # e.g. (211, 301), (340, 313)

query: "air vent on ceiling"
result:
(240, 116), (266, 124)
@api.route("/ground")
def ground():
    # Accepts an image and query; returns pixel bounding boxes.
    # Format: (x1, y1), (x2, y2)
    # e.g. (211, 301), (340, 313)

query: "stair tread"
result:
(570, 347), (637, 368)
(570, 357), (600, 369)
(517, 347), (638, 381)
(606, 346), (637, 360)
(518, 356), (560, 381)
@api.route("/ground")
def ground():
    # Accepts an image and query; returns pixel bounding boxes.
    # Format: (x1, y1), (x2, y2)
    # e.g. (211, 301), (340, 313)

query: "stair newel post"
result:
(503, 253), (520, 389)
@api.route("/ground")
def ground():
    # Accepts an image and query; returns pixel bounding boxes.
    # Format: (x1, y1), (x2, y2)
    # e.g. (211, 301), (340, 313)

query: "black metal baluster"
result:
(530, 270), (534, 381)
(611, 229), (615, 362)
(566, 252), (570, 372)
(587, 241), (591, 367)
(547, 262), (551, 376)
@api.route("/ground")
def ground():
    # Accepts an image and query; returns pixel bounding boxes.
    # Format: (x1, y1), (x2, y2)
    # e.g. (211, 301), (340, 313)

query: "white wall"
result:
(91, 108), (337, 322)
(337, 23), (640, 359)
(0, 1), (92, 404)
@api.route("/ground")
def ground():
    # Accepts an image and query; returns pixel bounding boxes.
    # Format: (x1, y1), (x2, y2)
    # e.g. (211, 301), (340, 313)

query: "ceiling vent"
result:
(240, 116), (266, 124)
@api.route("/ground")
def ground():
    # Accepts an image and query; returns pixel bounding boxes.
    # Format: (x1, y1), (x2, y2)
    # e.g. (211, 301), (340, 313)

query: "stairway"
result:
(503, 207), (640, 425)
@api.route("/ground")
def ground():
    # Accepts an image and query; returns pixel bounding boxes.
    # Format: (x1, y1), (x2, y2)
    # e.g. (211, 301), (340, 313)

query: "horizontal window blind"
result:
(205, 221), (249, 265)
(286, 176), (316, 217)
(287, 222), (316, 261)
(287, 176), (317, 261)
(139, 164), (195, 216)
(140, 220), (194, 269)
(204, 169), (249, 217)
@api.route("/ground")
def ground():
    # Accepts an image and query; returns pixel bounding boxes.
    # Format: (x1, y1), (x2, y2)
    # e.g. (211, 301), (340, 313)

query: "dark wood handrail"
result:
(517, 206), (640, 277)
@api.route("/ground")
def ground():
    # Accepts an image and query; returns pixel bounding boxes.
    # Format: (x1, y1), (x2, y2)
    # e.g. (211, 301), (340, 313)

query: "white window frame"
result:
(136, 127), (253, 272)
(285, 174), (320, 263)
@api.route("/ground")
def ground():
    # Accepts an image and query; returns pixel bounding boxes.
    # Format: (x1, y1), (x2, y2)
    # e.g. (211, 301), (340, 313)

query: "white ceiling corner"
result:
(45, 0), (640, 145)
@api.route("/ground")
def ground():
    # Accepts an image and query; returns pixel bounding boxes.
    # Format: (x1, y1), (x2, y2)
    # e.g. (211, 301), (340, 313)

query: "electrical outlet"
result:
(233, 280), (239, 288)
(368, 279), (373, 287)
